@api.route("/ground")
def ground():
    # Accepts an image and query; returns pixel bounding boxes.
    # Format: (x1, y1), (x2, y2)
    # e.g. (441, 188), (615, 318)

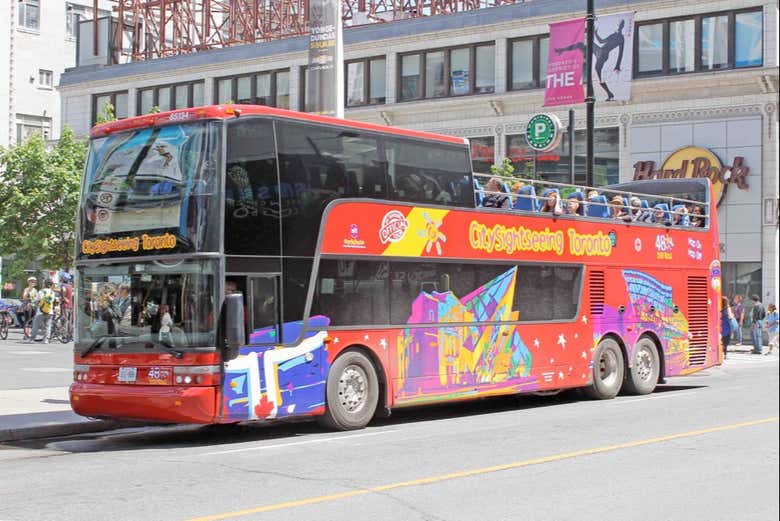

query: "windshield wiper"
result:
(80, 335), (111, 358)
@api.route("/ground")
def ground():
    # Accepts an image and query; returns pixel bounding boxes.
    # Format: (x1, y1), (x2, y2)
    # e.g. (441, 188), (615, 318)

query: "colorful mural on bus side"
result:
(221, 200), (718, 421)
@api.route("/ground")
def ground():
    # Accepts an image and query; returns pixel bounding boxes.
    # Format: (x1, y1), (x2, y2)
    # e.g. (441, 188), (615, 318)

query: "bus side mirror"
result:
(224, 293), (246, 354)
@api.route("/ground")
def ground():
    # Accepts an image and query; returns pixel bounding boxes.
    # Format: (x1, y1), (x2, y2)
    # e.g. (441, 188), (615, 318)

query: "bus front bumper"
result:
(70, 383), (218, 424)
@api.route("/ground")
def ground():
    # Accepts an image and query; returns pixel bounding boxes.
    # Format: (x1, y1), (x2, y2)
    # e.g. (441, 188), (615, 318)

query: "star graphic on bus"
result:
(418, 212), (447, 256)
(557, 334), (567, 349)
(581, 315), (588, 324)
(533, 338), (540, 348)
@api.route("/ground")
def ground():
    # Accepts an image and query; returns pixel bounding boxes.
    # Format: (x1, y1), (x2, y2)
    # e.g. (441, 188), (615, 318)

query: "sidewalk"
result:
(0, 329), (137, 442)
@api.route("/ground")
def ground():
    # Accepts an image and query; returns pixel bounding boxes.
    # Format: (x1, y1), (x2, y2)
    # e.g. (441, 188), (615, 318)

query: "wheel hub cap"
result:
(599, 350), (618, 386)
(636, 348), (653, 382)
(338, 365), (367, 413)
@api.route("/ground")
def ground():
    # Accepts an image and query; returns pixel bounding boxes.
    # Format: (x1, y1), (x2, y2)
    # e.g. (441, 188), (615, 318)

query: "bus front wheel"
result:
(319, 350), (379, 431)
(622, 336), (660, 395)
(583, 338), (624, 400)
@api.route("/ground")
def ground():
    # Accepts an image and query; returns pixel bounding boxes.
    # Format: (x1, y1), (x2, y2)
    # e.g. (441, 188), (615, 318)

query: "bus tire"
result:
(583, 337), (624, 400)
(319, 350), (379, 431)
(623, 336), (660, 395)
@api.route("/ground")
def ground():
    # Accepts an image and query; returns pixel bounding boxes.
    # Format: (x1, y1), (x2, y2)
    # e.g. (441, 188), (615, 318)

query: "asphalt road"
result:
(1, 352), (777, 521)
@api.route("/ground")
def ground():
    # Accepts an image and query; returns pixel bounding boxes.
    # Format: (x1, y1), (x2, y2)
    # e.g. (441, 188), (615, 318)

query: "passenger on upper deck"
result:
(540, 189), (563, 216)
(627, 196), (646, 222)
(587, 189), (600, 201)
(690, 205), (706, 228)
(651, 204), (671, 225)
(510, 181), (526, 195)
(566, 192), (584, 216)
(672, 205), (689, 226)
(609, 195), (632, 222)
(481, 178), (510, 209)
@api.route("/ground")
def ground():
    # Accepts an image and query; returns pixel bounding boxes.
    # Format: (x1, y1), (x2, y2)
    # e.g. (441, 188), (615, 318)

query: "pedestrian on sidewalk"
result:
(21, 277), (38, 342)
(720, 296), (732, 359)
(732, 295), (745, 345)
(766, 303), (778, 356)
(31, 280), (57, 344)
(749, 294), (766, 355)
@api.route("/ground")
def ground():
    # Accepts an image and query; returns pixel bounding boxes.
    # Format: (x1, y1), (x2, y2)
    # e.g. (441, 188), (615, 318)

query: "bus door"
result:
(226, 274), (282, 345)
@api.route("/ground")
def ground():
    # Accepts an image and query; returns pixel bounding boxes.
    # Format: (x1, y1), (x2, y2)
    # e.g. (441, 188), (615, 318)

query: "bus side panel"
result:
(221, 326), (331, 422)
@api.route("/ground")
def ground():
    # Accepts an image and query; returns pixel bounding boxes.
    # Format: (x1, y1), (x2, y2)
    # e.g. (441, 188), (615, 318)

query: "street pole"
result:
(585, 0), (595, 188)
(568, 108), (575, 185)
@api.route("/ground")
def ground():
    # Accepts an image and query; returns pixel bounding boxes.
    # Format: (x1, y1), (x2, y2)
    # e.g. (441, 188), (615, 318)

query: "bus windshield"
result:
(75, 259), (217, 352)
(79, 121), (220, 258)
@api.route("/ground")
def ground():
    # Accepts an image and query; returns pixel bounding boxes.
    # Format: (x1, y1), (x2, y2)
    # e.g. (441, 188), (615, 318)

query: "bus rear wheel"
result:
(319, 350), (379, 431)
(583, 338), (624, 400)
(623, 337), (660, 395)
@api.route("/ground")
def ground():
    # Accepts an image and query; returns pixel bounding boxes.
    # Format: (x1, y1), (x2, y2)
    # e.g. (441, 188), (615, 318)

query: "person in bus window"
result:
(540, 190), (563, 215)
(627, 196), (646, 222)
(651, 204), (670, 225)
(481, 178), (510, 208)
(672, 205), (689, 226)
(566, 192), (584, 216)
(158, 304), (173, 345)
(690, 205), (705, 227)
(609, 195), (631, 222)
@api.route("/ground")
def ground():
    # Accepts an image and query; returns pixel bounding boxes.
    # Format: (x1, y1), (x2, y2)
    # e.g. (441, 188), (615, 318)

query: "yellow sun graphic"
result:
(418, 212), (447, 255)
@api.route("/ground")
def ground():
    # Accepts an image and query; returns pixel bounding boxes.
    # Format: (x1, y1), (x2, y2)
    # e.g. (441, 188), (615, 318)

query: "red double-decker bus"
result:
(71, 105), (722, 430)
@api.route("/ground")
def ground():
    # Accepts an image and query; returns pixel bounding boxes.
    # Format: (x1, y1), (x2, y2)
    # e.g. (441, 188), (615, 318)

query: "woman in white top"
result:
(158, 304), (173, 344)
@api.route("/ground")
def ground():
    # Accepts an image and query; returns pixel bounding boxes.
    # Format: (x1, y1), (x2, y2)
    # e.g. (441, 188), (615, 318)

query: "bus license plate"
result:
(118, 367), (137, 383)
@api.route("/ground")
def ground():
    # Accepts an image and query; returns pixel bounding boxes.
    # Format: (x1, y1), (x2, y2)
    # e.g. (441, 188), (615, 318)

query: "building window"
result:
(506, 128), (619, 186)
(136, 81), (205, 115)
(92, 91), (128, 125)
(635, 8), (763, 77)
(214, 70), (290, 108)
(66, 3), (92, 38)
(508, 35), (549, 90)
(399, 43), (494, 101)
(346, 57), (386, 107)
(18, 0), (40, 31)
(735, 11), (763, 67)
(38, 69), (53, 89)
(16, 115), (51, 143)
(470, 136), (495, 174)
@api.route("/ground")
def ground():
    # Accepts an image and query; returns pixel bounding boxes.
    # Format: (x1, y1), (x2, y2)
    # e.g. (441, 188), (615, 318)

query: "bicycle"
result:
(52, 311), (73, 344)
(0, 310), (10, 340)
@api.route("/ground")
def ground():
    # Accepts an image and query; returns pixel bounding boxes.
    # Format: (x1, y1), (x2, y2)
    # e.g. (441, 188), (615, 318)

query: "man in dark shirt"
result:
(749, 294), (766, 354)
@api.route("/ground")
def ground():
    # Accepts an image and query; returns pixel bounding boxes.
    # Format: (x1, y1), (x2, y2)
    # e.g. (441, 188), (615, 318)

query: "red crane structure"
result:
(98, 0), (521, 62)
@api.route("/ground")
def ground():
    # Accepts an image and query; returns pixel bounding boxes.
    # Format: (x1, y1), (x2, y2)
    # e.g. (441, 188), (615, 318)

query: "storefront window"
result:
(470, 136), (495, 174)
(735, 11), (763, 67)
(506, 128), (618, 186)
(701, 15), (728, 70)
(669, 19), (695, 73)
(723, 262), (762, 334)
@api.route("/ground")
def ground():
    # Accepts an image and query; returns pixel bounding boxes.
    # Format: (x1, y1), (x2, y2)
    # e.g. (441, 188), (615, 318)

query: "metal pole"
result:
(569, 108), (575, 185)
(585, 0), (595, 187)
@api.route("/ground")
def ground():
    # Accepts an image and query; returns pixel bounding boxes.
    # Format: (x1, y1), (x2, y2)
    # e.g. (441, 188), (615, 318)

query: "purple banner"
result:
(544, 18), (585, 107)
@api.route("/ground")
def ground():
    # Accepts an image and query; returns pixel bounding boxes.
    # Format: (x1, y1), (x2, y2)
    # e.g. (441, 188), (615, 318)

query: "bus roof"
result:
(90, 104), (469, 146)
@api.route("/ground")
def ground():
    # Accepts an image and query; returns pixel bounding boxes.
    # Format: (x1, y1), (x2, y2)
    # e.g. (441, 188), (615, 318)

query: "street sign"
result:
(525, 113), (563, 153)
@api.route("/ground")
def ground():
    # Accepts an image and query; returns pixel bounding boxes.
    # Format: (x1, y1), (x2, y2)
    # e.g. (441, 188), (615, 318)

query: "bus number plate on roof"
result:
(118, 367), (137, 383)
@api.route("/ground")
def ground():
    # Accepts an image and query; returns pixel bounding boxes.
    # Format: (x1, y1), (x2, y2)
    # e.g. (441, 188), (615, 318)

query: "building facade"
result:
(0, 0), (114, 147)
(58, 0), (779, 308)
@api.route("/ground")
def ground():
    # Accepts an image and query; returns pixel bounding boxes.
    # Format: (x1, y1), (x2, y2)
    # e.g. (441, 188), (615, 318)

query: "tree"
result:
(489, 157), (516, 179)
(0, 127), (87, 282)
(95, 101), (116, 124)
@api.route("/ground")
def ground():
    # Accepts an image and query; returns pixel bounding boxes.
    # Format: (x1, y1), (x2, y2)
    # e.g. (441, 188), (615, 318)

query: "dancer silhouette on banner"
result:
(555, 19), (626, 101)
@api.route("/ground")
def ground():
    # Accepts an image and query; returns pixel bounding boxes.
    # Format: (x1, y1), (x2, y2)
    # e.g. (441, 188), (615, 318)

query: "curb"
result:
(0, 419), (143, 443)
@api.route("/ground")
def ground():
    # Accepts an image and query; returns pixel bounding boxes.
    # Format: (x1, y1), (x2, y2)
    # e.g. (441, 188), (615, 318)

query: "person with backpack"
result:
(21, 277), (38, 342)
(749, 294), (766, 355)
(32, 279), (57, 344)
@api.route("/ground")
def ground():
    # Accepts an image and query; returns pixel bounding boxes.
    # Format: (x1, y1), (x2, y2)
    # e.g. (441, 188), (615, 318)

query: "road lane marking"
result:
(199, 429), (402, 456)
(184, 416), (779, 521)
(604, 390), (700, 405)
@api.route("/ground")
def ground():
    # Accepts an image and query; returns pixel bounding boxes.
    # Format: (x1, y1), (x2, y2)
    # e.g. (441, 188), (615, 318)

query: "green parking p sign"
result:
(526, 113), (562, 152)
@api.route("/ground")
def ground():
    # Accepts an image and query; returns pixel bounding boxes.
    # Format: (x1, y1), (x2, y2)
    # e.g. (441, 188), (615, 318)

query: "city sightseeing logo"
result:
(379, 210), (409, 244)
(343, 223), (366, 249)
